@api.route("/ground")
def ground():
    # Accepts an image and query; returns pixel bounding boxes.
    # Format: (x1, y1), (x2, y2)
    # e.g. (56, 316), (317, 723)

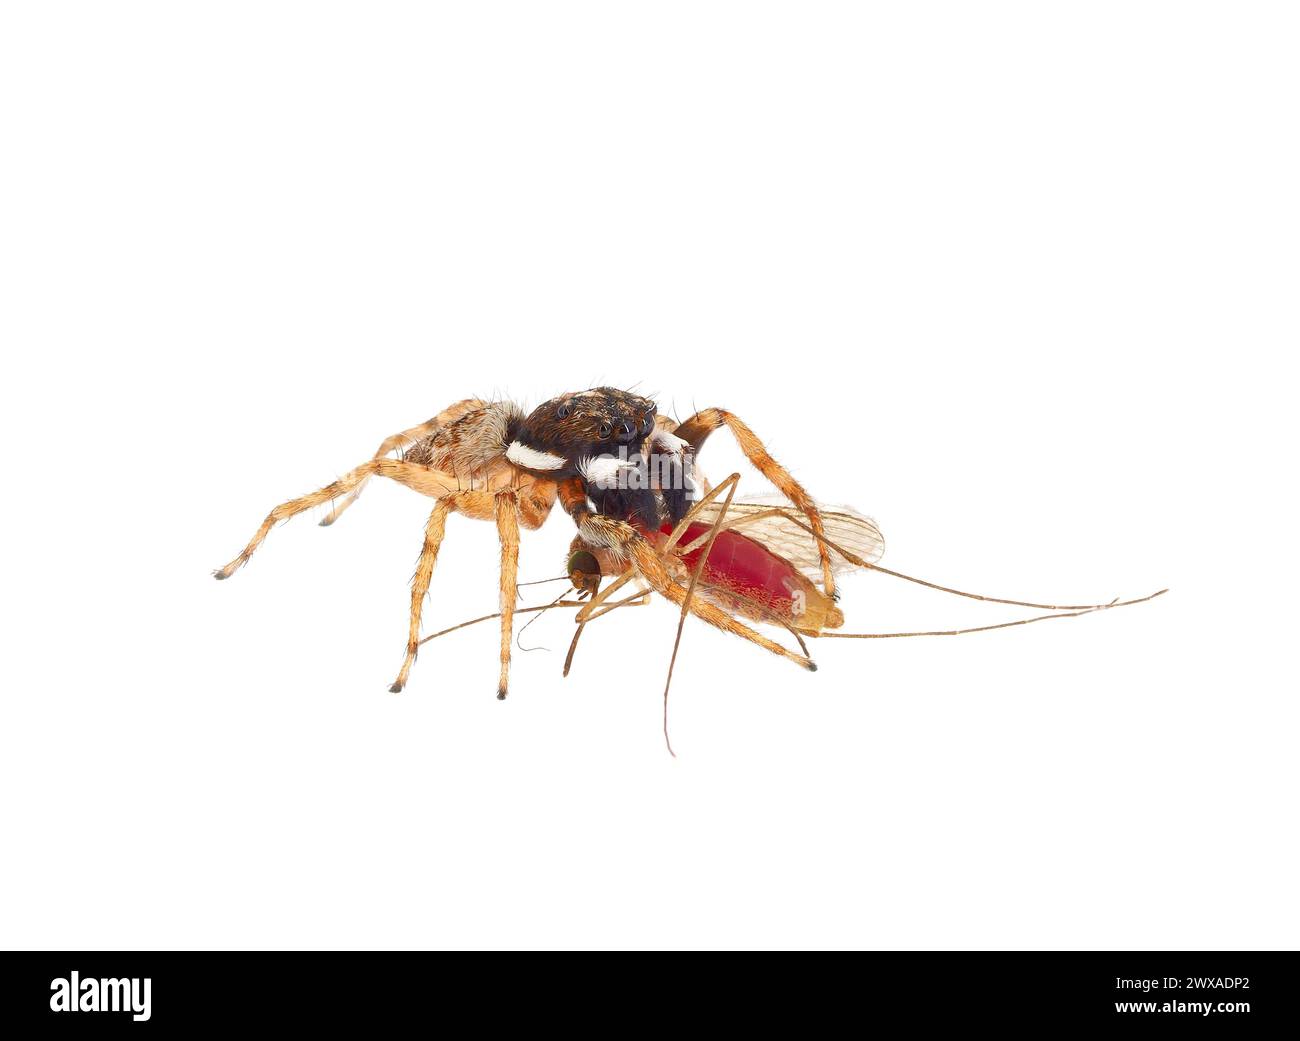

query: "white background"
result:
(1, 3), (1295, 950)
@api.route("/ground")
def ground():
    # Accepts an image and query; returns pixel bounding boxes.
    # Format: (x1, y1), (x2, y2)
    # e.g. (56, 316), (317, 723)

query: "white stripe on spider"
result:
(506, 440), (567, 471)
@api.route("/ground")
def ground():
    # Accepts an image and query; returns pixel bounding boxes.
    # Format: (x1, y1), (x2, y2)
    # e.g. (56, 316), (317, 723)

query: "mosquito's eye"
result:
(598, 422), (613, 439)
(556, 402), (571, 420)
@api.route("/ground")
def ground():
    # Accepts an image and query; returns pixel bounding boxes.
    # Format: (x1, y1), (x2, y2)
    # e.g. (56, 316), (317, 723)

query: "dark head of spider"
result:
(505, 388), (653, 475)
(501, 384), (686, 525)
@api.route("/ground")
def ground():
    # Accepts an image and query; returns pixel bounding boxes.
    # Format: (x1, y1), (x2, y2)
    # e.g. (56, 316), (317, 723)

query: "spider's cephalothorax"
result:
(506, 387), (658, 475)
(508, 386), (693, 529)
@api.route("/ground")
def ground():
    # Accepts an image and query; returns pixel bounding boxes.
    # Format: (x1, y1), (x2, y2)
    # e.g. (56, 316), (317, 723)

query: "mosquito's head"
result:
(506, 387), (659, 475)
(567, 547), (602, 597)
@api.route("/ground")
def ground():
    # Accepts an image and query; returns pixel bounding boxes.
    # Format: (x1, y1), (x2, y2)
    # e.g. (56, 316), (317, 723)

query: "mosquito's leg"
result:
(390, 499), (454, 692)
(592, 587), (651, 617)
(579, 581), (651, 622)
(564, 586), (649, 677)
(659, 473), (742, 554)
(665, 503), (819, 655)
(494, 491), (520, 700)
(567, 473), (741, 624)
(575, 511), (815, 671)
(565, 475), (815, 680)
(574, 569), (639, 623)
(568, 476), (746, 631)
(573, 475), (743, 626)
(672, 408), (837, 598)
(553, 475), (814, 670)
(562, 569), (638, 679)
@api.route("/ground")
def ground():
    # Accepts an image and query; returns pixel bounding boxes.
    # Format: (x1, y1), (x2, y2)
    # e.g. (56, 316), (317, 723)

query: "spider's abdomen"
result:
(405, 400), (524, 477)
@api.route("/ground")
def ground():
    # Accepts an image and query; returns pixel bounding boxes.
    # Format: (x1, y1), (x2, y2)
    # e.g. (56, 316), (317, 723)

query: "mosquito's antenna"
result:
(773, 510), (1167, 613)
(662, 477), (740, 757)
(516, 589), (571, 652)
(517, 575), (570, 588)
(821, 589), (1167, 640)
(863, 564), (1167, 613)
(417, 601), (586, 647)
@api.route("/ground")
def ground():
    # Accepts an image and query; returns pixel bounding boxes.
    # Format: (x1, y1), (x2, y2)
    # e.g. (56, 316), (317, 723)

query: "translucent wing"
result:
(693, 493), (884, 580)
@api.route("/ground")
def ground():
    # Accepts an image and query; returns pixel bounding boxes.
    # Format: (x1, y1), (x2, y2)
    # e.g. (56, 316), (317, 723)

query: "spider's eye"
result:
(556, 402), (571, 420)
(598, 422), (613, 439)
(640, 412), (655, 436)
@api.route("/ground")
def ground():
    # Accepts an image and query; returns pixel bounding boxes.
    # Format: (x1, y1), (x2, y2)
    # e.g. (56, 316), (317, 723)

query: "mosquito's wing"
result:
(694, 493), (885, 578)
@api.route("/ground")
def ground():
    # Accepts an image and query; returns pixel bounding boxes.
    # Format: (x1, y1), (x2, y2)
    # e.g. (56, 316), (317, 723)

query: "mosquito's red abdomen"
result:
(663, 522), (791, 606)
(645, 522), (842, 632)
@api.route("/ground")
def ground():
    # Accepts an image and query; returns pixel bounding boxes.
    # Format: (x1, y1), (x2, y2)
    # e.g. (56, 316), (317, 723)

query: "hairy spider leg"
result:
(318, 398), (486, 527)
(214, 458), (461, 580)
(673, 408), (838, 599)
(557, 477), (815, 672)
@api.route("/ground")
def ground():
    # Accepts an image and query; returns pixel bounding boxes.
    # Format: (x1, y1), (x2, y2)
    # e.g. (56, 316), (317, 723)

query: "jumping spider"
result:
(214, 388), (850, 698)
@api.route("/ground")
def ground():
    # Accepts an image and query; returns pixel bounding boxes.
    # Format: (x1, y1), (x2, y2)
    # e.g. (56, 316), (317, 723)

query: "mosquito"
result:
(214, 387), (1165, 750)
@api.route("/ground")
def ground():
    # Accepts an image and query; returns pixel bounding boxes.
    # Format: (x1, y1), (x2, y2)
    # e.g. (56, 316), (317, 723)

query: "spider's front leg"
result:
(557, 479), (815, 671)
(672, 407), (838, 599)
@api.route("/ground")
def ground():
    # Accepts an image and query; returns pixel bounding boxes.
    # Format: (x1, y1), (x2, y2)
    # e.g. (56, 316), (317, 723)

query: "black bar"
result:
(1, 952), (1292, 1031)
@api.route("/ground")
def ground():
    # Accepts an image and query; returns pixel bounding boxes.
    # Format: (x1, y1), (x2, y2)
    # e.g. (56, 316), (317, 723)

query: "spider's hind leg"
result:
(214, 459), (385, 579)
(214, 457), (457, 579)
(318, 397), (486, 527)
(318, 419), (442, 527)
(315, 400), (488, 527)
